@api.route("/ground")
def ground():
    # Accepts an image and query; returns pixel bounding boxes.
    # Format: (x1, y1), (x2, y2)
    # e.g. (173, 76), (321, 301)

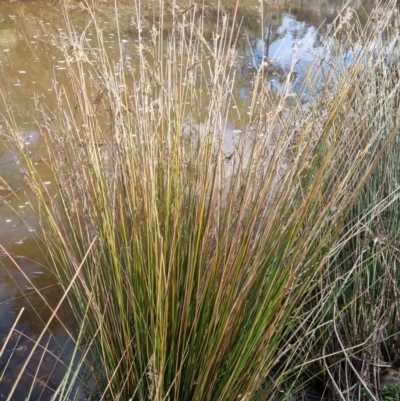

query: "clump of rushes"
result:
(293, 6), (400, 399)
(3, 0), (400, 400)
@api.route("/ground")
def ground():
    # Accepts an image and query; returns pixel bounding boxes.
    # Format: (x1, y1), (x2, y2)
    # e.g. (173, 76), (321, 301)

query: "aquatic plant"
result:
(2, 0), (400, 400)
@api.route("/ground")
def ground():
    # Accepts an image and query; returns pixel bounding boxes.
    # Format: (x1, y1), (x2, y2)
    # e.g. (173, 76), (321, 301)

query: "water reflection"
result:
(0, 0), (382, 399)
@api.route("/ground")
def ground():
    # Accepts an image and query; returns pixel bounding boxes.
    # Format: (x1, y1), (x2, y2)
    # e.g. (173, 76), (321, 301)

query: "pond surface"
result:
(0, 0), (377, 399)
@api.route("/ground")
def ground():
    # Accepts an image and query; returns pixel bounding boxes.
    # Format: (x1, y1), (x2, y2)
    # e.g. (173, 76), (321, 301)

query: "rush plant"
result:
(2, 1), (400, 400)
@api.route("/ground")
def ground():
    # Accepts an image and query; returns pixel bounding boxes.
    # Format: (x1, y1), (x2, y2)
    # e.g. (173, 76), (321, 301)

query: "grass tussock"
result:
(2, 0), (400, 400)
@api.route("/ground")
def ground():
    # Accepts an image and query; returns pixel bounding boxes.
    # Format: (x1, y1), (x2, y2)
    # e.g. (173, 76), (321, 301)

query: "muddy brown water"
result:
(0, 0), (374, 399)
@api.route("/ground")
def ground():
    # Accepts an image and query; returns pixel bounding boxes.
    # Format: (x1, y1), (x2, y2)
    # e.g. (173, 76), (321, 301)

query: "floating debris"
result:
(43, 181), (51, 185)
(5, 219), (11, 223)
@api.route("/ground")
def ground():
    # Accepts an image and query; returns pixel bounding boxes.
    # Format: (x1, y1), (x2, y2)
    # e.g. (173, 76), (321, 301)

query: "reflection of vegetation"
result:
(2, 1), (400, 401)
(64, 0), (372, 35)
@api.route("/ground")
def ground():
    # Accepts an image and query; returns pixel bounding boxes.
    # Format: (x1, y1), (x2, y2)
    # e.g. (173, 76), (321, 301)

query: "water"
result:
(0, 0), (377, 399)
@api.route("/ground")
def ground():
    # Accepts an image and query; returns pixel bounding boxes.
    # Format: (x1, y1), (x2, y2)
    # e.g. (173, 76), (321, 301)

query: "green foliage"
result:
(355, 383), (400, 401)
(381, 384), (400, 401)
